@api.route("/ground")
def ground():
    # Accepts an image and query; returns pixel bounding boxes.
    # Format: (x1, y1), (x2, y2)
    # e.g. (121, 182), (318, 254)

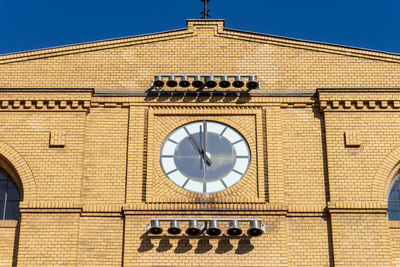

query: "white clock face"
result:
(160, 121), (251, 194)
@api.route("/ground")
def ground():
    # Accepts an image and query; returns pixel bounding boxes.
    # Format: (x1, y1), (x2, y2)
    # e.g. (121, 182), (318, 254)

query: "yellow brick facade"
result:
(0, 19), (399, 266)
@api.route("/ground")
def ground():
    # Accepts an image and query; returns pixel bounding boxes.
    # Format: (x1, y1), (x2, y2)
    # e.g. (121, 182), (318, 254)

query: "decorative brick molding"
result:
(327, 201), (387, 213)
(17, 201), (390, 219)
(319, 100), (400, 112)
(287, 205), (326, 215)
(0, 141), (36, 201)
(19, 201), (82, 209)
(0, 100), (90, 112)
(19, 201), (82, 213)
(123, 202), (287, 213)
(20, 201), (290, 215)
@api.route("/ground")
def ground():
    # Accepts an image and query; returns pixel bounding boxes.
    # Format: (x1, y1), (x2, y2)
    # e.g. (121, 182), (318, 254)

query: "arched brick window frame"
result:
(371, 147), (400, 201)
(0, 141), (36, 201)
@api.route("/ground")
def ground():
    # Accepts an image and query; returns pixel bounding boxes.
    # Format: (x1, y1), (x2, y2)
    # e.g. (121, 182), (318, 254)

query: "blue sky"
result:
(0, 0), (399, 55)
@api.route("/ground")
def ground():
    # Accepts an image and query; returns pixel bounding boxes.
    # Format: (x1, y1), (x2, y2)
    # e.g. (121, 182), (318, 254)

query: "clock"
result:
(160, 120), (251, 193)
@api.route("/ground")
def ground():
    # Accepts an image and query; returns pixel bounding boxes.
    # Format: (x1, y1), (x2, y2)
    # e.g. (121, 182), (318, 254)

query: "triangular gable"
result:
(0, 20), (399, 91)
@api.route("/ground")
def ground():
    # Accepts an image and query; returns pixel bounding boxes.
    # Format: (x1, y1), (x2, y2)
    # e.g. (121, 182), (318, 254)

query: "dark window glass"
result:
(0, 170), (7, 181)
(0, 201), (4, 218)
(0, 181), (6, 200)
(174, 132), (235, 182)
(388, 179), (400, 220)
(0, 168), (20, 220)
(7, 186), (19, 201)
(5, 201), (19, 220)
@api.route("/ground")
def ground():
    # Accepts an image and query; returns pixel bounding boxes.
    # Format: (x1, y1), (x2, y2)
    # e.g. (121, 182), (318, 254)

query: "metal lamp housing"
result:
(186, 220), (202, 236)
(153, 75), (165, 88)
(166, 75), (178, 87)
(149, 220), (163, 235)
(227, 220), (242, 236)
(247, 220), (263, 237)
(168, 220), (182, 235)
(206, 219), (222, 236)
(192, 75), (205, 88)
(179, 75), (191, 88)
(232, 76), (245, 88)
(219, 75), (231, 88)
(246, 76), (259, 89)
(205, 75), (217, 88)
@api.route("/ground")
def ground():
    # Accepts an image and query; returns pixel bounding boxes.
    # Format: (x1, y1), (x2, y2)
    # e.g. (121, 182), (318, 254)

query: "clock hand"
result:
(189, 134), (212, 166)
(184, 127), (212, 166)
(203, 121), (208, 165)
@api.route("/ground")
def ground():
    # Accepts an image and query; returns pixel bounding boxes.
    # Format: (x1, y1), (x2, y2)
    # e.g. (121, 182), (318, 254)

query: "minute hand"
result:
(187, 133), (212, 166)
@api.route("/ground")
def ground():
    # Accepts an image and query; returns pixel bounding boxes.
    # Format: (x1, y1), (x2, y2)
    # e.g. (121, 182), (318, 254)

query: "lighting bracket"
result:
(146, 217), (266, 235)
(154, 74), (257, 77)
(147, 222), (206, 233)
(151, 74), (260, 90)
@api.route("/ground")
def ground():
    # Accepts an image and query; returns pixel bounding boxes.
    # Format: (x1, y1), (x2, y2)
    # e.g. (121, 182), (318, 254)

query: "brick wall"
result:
(0, 19), (398, 265)
(0, 221), (18, 266)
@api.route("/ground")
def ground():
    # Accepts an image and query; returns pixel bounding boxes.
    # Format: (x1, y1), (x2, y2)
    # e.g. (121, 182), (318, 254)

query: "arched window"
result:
(0, 167), (20, 220)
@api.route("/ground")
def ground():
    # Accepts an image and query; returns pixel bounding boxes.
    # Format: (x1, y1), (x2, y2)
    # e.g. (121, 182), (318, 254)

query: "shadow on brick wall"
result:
(144, 90), (252, 104)
(138, 233), (254, 254)
(12, 221), (20, 267)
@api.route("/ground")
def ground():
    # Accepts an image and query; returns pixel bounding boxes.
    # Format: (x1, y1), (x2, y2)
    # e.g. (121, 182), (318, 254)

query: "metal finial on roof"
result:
(200, 0), (210, 19)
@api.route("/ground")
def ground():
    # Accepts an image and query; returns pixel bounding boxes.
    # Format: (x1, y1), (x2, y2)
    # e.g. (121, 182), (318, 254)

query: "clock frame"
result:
(143, 107), (266, 203)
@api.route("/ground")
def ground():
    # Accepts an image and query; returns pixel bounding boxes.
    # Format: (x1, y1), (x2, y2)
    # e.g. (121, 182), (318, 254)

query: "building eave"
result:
(0, 19), (399, 64)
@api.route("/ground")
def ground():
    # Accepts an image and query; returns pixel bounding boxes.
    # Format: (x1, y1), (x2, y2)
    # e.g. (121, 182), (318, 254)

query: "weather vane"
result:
(200, 0), (210, 19)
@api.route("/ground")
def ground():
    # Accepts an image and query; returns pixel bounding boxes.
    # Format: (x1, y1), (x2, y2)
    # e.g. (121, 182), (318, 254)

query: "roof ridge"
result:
(0, 20), (399, 64)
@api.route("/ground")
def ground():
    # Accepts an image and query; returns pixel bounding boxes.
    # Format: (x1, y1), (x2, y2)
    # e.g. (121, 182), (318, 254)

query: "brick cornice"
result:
(319, 100), (400, 112)
(317, 88), (400, 112)
(0, 99), (91, 112)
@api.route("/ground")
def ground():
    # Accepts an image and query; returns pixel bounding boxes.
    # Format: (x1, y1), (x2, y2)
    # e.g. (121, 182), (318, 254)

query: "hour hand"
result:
(184, 128), (212, 166)
(203, 152), (212, 166)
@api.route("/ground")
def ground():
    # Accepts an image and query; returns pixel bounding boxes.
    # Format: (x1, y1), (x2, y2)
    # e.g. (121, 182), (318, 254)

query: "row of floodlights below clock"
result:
(152, 75), (259, 90)
(148, 219), (264, 237)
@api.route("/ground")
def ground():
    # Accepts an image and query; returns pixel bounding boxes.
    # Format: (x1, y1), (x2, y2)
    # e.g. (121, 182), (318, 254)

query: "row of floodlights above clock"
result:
(147, 218), (265, 237)
(152, 74), (260, 90)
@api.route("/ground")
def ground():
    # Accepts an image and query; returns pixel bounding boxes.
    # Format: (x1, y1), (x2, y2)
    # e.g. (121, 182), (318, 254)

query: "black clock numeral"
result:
(232, 139), (243, 145)
(232, 169), (244, 175)
(166, 169), (178, 175)
(220, 126), (228, 136)
(221, 180), (228, 189)
(182, 179), (190, 188)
